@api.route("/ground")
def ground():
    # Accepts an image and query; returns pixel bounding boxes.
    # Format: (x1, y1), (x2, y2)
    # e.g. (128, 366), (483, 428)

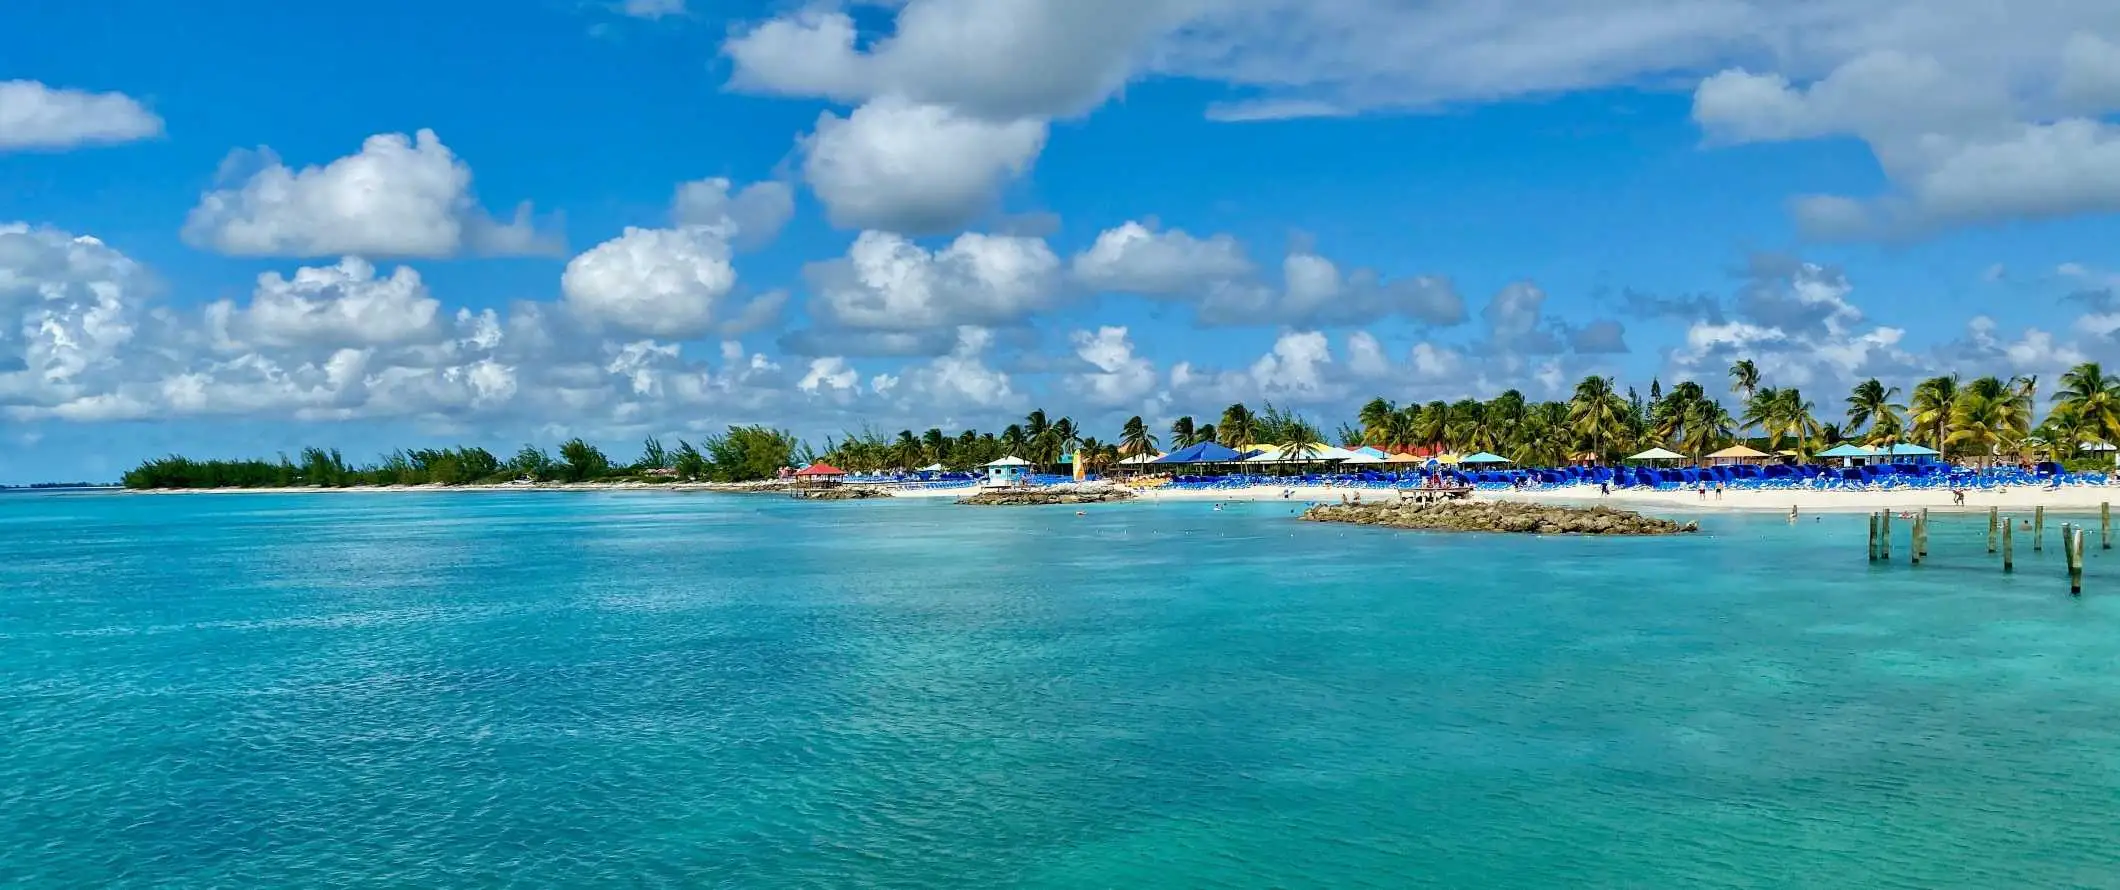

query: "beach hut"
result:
(1626, 447), (1685, 463)
(1815, 442), (1873, 467)
(1704, 444), (1770, 466)
(1354, 446), (1389, 459)
(983, 455), (1032, 487)
(2083, 441), (2119, 468)
(1384, 452), (1425, 464)
(1244, 443), (1361, 464)
(794, 462), (846, 486)
(1339, 452), (1388, 465)
(1459, 452), (1513, 465)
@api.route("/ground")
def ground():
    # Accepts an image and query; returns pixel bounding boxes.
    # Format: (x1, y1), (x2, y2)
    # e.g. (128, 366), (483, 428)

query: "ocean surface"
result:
(5, 491), (2120, 887)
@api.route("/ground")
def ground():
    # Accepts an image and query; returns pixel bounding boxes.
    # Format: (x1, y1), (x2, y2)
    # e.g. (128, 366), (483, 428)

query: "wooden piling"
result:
(1988, 507), (1999, 553)
(1881, 510), (1892, 560)
(1912, 511), (1929, 565)
(2035, 506), (2045, 551)
(2003, 520), (2015, 573)
(2072, 528), (2087, 595)
(2103, 502), (2111, 550)
(1868, 512), (1880, 561)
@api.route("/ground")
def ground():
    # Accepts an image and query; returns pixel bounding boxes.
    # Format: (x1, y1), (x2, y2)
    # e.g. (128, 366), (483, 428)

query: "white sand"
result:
(125, 479), (2120, 515)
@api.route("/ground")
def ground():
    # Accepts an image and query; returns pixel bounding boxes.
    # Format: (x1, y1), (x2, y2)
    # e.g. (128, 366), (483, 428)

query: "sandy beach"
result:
(118, 479), (2120, 515)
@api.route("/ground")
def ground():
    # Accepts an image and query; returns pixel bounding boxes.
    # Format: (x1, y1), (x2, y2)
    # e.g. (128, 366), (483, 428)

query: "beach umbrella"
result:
(1625, 447), (1685, 462)
(1814, 443), (1873, 458)
(1459, 451), (1513, 464)
(1151, 442), (1243, 464)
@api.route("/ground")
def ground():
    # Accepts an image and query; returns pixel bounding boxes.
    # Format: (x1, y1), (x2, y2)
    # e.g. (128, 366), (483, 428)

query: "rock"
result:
(1299, 500), (1695, 536)
(957, 483), (1138, 506)
(793, 486), (891, 500)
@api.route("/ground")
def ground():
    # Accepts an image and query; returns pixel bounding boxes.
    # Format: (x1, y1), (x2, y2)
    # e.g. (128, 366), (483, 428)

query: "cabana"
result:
(1384, 452), (1425, 464)
(1815, 442), (1874, 467)
(793, 462), (846, 486)
(2084, 441), (2119, 468)
(1459, 452), (1513, 465)
(1339, 452), (1388, 465)
(1355, 446), (1390, 459)
(1703, 444), (1770, 466)
(1874, 443), (1939, 462)
(983, 455), (1032, 486)
(1244, 443), (1361, 464)
(1625, 447), (1684, 463)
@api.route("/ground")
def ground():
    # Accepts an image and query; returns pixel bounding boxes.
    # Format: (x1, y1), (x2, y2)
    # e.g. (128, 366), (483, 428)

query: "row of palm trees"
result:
(812, 361), (2120, 474)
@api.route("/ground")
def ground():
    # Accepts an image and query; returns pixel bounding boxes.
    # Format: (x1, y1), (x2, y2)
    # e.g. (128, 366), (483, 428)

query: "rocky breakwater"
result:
(956, 483), (1138, 506)
(1302, 500), (1697, 535)
(793, 486), (891, 500)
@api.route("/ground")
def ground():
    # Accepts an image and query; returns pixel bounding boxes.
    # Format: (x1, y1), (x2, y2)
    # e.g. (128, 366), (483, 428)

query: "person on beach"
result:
(1713, 482), (1724, 501)
(1697, 482), (1707, 501)
(1951, 488), (1966, 505)
(1599, 482), (1611, 497)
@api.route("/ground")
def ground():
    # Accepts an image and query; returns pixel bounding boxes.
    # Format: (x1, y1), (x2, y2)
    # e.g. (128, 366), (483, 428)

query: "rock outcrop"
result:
(1302, 500), (1697, 535)
(956, 483), (1138, 506)
(793, 486), (891, 500)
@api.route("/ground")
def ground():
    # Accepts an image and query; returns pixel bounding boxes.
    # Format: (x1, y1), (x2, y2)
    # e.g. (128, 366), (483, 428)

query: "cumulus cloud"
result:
(0, 80), (163, 151)
(1071, 221), (1465, 328)
(724, 0), (1192, 120)
(561, 226), (736, 339)
(209, 258), (444, 351)
(1062, 326), (1160, 408)
(671, 178), (794, 251)
(182, 129), (561, 258)
(802, 230), (1062, 330)
(1665, 256), (1921, 389)
(891, 326), (1022, 413)
(800, 98), (1048, 234)
(0, 224), (147, 412)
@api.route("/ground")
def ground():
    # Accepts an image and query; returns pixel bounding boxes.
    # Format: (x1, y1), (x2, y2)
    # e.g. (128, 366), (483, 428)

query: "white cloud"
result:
(1071, 221), (1254, 294)
(1345, 331), (1391, 378)
(1063, 326), (1159, 408)
(0, 224), (147, 412)
(797, 357), (860, 394)
(0, 81), (163, 151)
(804, 230), (1061, 330)
(671, 178), (794, 250)
(893, 326), (1021, 412)
(561, 226), (737, 339)
(801, 98), (1047, 234)
(724, 0), (1191, 120)
(211, 258), (444, 350)
(182, 129), (560, 258)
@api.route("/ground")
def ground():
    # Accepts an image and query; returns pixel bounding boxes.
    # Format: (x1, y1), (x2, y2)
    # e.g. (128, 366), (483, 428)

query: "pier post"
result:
(2003, 521), (2015, 573)
(1868, 512), (1880, 561)
(2069, 528), (2086, 595)
(1912, 511), (1928, 565)
(2035, 506), (2045, 551)
(1988, 507), (1998, 553)
(1881, 510), (1892, 561)
(2104, 502), (2111, 550)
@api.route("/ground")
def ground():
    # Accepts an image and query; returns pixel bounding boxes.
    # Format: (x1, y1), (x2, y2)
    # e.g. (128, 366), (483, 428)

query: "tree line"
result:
(120, 427), (804, 490)
(120, 361), (2120, 488)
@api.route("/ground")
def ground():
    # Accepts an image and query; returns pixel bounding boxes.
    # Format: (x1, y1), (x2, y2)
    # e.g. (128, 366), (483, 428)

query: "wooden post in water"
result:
(2003, 520), (2015, 573)
(1912, 511), (1929, 565)
(2072, 528), (2087, 595)
(1868, 512), (1880, 561)
(1988, 507), (1999, 553)
(1881, 510), (1893, 561)
(2103, 502), (2111, 550)
(2035, 506), (2046, 551)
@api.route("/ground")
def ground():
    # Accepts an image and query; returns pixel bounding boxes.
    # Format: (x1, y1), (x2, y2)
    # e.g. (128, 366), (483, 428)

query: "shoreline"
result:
(106, 480), (2120, 514)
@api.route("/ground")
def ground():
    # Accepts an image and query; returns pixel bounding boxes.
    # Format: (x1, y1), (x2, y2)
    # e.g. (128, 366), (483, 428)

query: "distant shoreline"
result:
(107, 479), (2120, 515)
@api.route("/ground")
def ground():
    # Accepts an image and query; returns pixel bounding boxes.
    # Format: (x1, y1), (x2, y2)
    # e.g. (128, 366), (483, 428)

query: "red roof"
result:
(794, 463), (845, 477)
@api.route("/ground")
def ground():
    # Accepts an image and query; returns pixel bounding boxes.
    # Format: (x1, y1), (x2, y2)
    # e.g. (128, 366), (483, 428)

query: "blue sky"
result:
(5, 0), (2120, 482)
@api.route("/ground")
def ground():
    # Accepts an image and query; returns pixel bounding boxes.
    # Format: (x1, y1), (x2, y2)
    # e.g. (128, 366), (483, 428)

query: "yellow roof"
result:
(1385, 452), (1424, 463)
(1704, 444), (1771, 459)
(1434, 453), (1462, 465)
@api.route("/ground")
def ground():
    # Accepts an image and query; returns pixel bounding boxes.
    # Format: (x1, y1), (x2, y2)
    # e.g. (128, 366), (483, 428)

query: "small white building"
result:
(983, 456), (1032, 486)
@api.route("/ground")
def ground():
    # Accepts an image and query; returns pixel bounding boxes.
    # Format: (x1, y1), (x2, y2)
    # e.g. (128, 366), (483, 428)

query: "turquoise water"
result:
(5, 492), (2120, 887)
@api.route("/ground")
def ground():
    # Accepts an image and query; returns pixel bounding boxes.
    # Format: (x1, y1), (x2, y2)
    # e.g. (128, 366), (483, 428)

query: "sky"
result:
(7, 0), (2120, 482)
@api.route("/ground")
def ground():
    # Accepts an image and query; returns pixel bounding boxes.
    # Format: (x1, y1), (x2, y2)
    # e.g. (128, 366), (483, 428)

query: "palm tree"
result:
(1356, 397), (1395, 446)
(1729, 359), (1760, 402)
(2054, 362), (2120, 447)
(1948, 389), (2012, 466)
(921, 428), (947, 465)
(1909, 375), (1960, 456)
(1120, 415), (1159, 457)
(1568, 376), (1630, 460)
(1170, 416), (1198, 449)
(1844, 378), (1905, 438)
(1218, 403), (1258, 448)
(1741, 385), (1782, 440)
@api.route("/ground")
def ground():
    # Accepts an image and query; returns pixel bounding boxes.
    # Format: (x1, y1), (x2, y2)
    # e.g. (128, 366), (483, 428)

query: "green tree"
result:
(557, 439), (611, 482)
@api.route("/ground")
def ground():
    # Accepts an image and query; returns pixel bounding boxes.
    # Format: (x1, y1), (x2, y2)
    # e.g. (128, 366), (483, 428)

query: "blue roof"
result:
(1815, 443), (1873, 458)
(1878, 443), (1939, 456)
(1153, 442), (1244, 464)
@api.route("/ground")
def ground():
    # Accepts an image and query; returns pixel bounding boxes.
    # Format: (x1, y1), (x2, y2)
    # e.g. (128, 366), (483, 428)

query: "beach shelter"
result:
(983, 455), (1032, 486)
(1116, 453), (1163, 465)
(1384, 452), (1424, 464)
(794, 462), (846, 485)
(915, 463), (945, 472)
(1459, 452), (1513, 464)
(1433, 453), (1464, 465)
(1339, 452), (1388, 465)
(2084, 441), (2119, 467)
(1875, 443), (1939, 459)
(1151, 442), (1243, 464)
(1626, 447), (1685, 462)
(1704, 444), (1770, 466)
(1355, 446), (1389, 459)
(1814, 442), (1874, 467)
